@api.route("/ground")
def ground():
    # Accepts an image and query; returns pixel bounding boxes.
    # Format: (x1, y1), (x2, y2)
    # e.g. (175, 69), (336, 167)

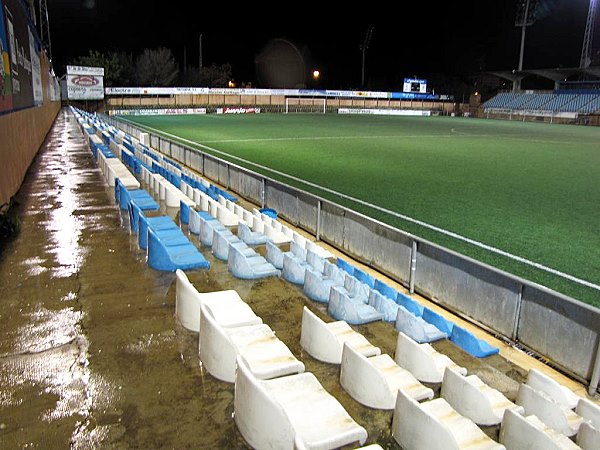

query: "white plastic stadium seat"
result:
(392, 388), (505, 450)
(394, 331), (466, 383)
(441, 367), (523, 426)
(577, 421), (600, 450)
(174, 269), (262, 332)
(300, 306), (380, 364)
(234, 356), (368, 450)
(340, 342), (433, 409)
(516, 383), (584, 437)
(526, 368), (581, 410)
(499, 408), (580, 450)
(199, 303), (304, 383)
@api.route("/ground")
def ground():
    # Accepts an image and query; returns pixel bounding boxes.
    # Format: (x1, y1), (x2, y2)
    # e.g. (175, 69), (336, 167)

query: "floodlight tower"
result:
(38, 0), (52, 59)
(515, 0), (538, 71)
(580, 0), (597, 68)
(360, 26), (374, 88)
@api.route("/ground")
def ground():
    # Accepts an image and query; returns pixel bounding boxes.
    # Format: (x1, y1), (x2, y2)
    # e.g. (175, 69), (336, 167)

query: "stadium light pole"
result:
(199, 34), (203, 69)
(518, 0), (531, 71)
(360, 26), (374, 88)
(580, 0), (597, 68)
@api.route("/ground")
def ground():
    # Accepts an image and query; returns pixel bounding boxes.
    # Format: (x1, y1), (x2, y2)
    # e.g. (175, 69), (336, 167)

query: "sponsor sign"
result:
(67, 73), (104, 100)
(216, 107), (260, 114)
(338, 108), (431, 116)
(105, 86), (210, 95)
(0, 0), (13, 112)
(3, 0), (34, 110)
(28, 28), (41, 105)
(67, 65), (104, 76)
(109, 108), (207, 116)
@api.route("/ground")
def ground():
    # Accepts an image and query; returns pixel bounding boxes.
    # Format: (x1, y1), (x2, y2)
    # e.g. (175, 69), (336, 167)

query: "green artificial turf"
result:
(121, 113), (600, 307)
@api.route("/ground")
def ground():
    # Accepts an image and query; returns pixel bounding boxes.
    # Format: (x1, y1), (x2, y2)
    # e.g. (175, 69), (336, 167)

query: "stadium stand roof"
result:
(490, 66), (600, 90)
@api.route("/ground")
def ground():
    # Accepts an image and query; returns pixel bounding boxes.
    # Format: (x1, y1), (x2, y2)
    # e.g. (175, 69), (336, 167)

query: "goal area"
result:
(284, 97), (326, 114)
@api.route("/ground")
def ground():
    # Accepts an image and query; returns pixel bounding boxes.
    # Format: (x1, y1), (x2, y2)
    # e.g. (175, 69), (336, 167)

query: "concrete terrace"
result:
(0, 108), (596, 449)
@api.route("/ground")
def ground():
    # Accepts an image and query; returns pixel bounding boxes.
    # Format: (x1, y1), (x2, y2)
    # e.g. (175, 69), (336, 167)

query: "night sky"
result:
(47, 0), (597, 89)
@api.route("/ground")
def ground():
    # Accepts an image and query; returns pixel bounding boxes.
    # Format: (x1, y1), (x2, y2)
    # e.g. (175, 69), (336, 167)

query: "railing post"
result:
(316, 200), (321, 241)
(409, 240), (418, 294)
(261, 178), (266, 208)
(589, 340), (600, 395)
(511, 284), (524, 341)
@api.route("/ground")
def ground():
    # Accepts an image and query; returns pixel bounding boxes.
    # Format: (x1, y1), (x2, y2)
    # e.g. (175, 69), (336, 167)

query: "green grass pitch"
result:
(121, 113), (600, 307)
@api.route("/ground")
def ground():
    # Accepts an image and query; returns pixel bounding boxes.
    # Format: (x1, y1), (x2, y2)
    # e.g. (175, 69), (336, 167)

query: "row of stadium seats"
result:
(484, 91), (600, 114)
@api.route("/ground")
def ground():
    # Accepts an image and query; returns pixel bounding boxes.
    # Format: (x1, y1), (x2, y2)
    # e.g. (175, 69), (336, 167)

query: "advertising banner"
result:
(67, 67), (104, 100)
(2, 0), (35, 110)
(338, 108), (431, 116)
(216, 107), (260, 114)
(66, 65), (104, 76)
(109, 108), (207, 116)
(0, 0), (13, 112)
(28, 28), (41, 105)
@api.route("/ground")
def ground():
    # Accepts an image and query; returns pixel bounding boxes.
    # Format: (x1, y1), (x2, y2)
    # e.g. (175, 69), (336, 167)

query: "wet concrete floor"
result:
(0, 108), (596, 449)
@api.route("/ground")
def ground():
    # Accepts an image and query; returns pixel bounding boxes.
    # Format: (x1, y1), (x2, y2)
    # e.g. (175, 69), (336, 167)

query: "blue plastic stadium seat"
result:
(450, 326), (499, 358)
(336, 257), (355, 276)
(422, 307), (455, 336)
(353, 267), (375, 288)
(374, 279), (398, 301)
(395, 292), (424, 317)
(138, 213), (179, 250)
(147, 229), (209, 272)
(180, 200), (191, 225)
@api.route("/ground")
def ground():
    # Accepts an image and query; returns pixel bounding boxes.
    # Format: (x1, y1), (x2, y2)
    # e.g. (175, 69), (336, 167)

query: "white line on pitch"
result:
(121, 118), (600, 292)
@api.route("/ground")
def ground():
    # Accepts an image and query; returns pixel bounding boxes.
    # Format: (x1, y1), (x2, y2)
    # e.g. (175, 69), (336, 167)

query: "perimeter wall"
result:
(105, 94), (460, 115)
(0, 0), (61, 207)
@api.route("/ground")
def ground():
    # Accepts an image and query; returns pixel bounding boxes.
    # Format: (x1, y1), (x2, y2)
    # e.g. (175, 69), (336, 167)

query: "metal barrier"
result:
(106, 115), (600, 394)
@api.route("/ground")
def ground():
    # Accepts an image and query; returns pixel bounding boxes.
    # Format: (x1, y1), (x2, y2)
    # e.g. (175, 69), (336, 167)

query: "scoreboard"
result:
(403, 78), (427, 94)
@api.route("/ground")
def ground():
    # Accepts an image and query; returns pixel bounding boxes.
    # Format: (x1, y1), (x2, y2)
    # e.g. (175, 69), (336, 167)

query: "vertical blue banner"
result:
(0, 0), (14, 112)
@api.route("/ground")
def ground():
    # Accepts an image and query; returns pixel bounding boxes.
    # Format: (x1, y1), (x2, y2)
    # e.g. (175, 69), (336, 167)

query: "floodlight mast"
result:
(580, 0), (597, 68)
(515, 0), (537, 71)
(360, 26), (374, 88)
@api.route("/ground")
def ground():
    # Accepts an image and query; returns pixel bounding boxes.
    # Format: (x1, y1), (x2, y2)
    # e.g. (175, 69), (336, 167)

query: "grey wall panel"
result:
(414, 242), (521, 338)
(297, 192), (318, 234)
(218, 162), (229, 186)
(320, 202), (346, 250)
(341, 210), (413, 284)
(518, 286), (600, 381)
(203, 156), (220, 181)
(236, 171), (263, 204)
(266, 183), (299, 224)
(150, 135), (159, 150)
